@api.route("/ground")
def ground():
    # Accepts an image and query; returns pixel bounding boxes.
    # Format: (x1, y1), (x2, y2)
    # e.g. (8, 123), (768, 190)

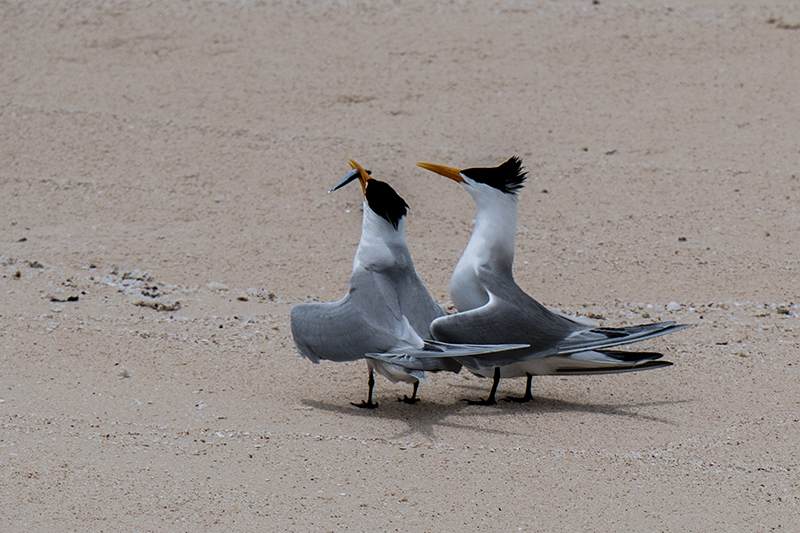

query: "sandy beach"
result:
(1, 1), (799, 530)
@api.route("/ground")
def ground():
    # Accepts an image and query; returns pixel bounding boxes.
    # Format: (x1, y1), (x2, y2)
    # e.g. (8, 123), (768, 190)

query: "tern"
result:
(290, 160), (526, 408)
(397, 156), (691, 405)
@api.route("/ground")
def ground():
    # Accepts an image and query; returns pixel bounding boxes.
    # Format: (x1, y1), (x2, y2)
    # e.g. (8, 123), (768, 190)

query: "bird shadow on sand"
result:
(300, 391), (690, 442)
(300, 397), (528, 442)
(450, 381), (689, 425)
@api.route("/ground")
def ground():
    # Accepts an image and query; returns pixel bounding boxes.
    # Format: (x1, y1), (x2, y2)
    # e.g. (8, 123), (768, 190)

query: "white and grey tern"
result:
(370, 156), (689, 405)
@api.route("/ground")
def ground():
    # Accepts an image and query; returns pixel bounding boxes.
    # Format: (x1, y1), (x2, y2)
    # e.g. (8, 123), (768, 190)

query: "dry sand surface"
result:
(1, 1), (799, 530)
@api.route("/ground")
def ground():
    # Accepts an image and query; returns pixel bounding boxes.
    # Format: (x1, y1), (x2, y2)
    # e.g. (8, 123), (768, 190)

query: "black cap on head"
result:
(461, 156), (527, 195)
(365, 180), (409, 230)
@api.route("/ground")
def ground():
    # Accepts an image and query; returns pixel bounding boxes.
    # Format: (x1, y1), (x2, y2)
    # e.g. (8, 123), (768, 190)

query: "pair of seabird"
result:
(291, 157), (688, 407)
(290, 160), (525, 408)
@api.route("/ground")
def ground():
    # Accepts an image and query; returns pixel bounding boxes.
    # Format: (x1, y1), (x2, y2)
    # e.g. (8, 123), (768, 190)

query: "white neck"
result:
(353, 200), (408, 272)
(450, 181), (518, 311)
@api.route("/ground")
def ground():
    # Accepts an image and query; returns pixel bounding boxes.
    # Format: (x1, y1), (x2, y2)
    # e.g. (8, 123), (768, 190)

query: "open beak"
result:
(328, 159), (372, 195)
(416, 162), (465, 183)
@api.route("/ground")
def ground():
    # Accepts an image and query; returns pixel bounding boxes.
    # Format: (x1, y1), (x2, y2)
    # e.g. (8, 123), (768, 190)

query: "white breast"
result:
(449, 180), (519, 312)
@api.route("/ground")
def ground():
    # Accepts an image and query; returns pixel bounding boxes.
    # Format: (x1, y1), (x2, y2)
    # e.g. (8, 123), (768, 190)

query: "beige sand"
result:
(1, 1), (799, 530)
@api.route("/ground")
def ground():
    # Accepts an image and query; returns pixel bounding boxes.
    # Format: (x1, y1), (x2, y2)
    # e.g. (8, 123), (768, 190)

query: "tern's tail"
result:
(540, 349), (672, 375)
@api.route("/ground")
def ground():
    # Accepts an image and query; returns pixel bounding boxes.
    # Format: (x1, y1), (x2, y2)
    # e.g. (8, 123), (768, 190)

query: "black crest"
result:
(365, 180), (409, 229)
(461, 156), (527, 195)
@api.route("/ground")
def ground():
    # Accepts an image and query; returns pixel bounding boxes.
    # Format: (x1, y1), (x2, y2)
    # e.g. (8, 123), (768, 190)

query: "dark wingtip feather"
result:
(554, 360), (673, 375)
(598, 349), (664, 362)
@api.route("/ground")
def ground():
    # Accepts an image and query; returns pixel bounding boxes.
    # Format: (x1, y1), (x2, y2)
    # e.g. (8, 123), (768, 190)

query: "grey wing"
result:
(394, 271), (447, 337)
(290, 270), (407, 363)
(366, 353), (461, 372)
(381, 247), (447, 338)
(555, 322), (691, 355)
(365, 340), (530, 372)
(482, 268), (692, 354)
(432, 265), (690, 367)
(430, 289), (575, 348)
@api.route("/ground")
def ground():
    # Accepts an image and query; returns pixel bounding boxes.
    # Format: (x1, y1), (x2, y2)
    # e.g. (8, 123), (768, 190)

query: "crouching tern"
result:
(290, 160), (526, 408)
(374, 156), (689, 405)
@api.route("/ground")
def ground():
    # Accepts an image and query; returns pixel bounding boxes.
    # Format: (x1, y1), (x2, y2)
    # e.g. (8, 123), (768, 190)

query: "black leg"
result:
(399, 381), (420, 404)
(352, 369), (379, 409)
(504, 373), (534, 403)
(464, 367), (500, 406)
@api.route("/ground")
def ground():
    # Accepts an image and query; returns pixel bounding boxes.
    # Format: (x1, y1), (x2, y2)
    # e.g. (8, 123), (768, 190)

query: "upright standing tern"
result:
(408, 156), (689, 405)
(290, 160), (525, 408)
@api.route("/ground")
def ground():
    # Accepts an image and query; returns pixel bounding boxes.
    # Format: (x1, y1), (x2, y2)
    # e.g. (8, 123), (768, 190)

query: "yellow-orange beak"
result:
(416, 162), (465, 183)
(348, 159), (371, 195)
